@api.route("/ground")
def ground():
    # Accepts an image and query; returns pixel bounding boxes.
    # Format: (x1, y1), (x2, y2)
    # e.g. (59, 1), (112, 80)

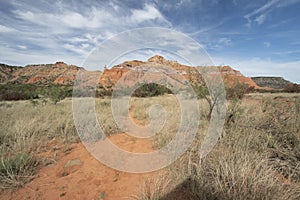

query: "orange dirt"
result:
(0, 134), (161, 200)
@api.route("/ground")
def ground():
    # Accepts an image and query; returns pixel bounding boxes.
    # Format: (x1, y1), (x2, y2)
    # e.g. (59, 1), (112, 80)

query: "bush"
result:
(0, 153), (38, 189)
(132, 83), (172, 97)
(284, 83), (300, 93)
(192, 85), (209, 99)
(0, 84), (73, 102)
(41, 86), (72, 104)
(226, 81), (254, 100)
(156, 96), (300, 200)
(0, 84), (38, 101)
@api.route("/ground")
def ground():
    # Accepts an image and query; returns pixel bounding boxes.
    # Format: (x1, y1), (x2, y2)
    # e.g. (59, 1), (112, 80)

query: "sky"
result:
(0, 0), (299, 83)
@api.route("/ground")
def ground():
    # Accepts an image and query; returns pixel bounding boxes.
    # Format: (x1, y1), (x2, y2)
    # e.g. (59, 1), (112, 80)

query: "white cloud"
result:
(67, 37), (89, 43)
(246, 0), (280, 18)
(255, 14), (267, 25)
(0, 45), (83, 66)
(244, 0), (300, 27)
(17, 45), (27, 50)
(108, 0), (119, 11)
(244, 0), (280, 27)
(13, 8), (113, 30)
(218, 38), (231, 46)
(209, 37), (232, 50)
(129, 4), (170, 25)
(3, 1), (172, 67)
(213, 56), (300, 83)
(272, 50), (300, 55)
(0, 24), (15, 32)
(175, 0), (192, 9)
(63, 43), (90, 56)
(188, 20), (226, 36)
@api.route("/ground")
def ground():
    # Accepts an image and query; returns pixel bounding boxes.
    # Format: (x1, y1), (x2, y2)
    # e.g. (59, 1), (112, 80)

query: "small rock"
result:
(64, 159), (83, 168)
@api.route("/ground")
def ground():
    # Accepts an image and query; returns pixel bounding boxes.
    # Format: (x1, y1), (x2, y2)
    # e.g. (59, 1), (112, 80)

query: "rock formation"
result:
(0, 56), (278, 91)
(251, 77), (293, 90)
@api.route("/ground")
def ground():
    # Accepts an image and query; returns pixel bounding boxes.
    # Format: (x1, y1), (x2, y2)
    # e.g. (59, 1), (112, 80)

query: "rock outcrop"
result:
(219, 66), (260, 88)
(0, 62), (99, 86)
(251, 77), (293, 89)
(0, 56), (274, 91)
(99, 55), (260, 89)
(0, 64), (21, 83)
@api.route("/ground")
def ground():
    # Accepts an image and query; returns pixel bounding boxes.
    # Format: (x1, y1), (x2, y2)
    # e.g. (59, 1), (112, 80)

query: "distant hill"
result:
(0, 62), (99, 86)
(2, 56), (299, 101)
(0, 63), (22, 83)
(6, 56), (299, 92)
(99, 55), (260, 89)
(251, 77), (293, 90)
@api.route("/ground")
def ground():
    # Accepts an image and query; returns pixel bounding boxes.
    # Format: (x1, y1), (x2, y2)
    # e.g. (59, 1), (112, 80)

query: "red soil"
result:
(0, 134), (160, 200)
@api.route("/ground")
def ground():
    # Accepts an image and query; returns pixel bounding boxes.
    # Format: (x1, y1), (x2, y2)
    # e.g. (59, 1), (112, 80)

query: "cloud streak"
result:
(0, 0), (299, 82)
(0, 1), (171, 65)
(244, 0), (299, 27)
(213, 56), (300, 83)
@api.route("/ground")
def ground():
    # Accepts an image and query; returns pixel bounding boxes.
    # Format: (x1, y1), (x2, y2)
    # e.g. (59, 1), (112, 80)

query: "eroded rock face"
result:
(0, 62), (95, 86)
(99, 55), (260, 89)
(219, 66), (260, 88)
(251, 77), (293, 89)
(0, 64), (21, 83)
(0, 56), (261, 90)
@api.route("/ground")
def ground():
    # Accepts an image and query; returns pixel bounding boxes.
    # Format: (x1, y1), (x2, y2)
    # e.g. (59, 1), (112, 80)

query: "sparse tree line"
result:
(0, 84), (72, 104)
(0, 80), (299, 104)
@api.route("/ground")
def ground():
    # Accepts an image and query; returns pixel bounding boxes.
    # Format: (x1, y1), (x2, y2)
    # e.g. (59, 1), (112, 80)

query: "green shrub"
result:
(284, 83), (300, 93)
(0, 153), (38, 189)
(132, 83), (172, 97)
(226, 81), (254, 100)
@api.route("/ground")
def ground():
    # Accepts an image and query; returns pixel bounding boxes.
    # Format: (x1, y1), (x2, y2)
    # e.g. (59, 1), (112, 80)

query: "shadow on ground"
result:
(162, 178), (218, 200)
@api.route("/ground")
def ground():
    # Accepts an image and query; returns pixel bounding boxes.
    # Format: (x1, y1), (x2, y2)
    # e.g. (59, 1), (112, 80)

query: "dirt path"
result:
(0, 133), (160, 200)
(1, 101), (163, 200)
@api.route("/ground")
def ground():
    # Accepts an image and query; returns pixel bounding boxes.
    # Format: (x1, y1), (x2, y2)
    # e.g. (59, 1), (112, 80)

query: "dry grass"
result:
(135, 94), (300, 199)
(0, 97), (122, 189)
(0, 94), (299, 199)
(133, 174), (171, 200)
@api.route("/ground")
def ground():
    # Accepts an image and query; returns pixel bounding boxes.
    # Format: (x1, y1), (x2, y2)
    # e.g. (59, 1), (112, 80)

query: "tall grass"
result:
(0, 94), (299, 199)
(137, 95), (300, 199)
(0, 97), (122, 189)
(0, 99), (77, 189)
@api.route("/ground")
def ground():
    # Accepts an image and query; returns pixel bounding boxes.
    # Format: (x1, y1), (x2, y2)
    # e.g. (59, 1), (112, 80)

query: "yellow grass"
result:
(0, 94), (299, 199)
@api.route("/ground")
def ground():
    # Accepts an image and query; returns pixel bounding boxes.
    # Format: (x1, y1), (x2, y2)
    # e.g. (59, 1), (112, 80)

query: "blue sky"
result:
(0, 0), (299, 83)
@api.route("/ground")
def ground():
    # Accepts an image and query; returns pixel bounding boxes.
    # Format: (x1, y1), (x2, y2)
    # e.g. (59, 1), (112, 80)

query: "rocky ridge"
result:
(0, 56), (283, 90)
(0, 62), (100, 86)
(99, 55), (260, 89)
(251, 77), (293, 90)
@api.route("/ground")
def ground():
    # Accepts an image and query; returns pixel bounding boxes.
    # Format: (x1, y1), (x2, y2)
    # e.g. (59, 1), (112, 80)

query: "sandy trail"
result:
(1, 102), (162, 200)
(0, 133), (161, 200)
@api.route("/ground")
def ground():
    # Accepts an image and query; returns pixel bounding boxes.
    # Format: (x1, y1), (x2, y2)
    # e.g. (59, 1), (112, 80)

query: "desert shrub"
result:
(72, 86), (95, 97)
(259, 97), (300, 182)
(0, 153), (38, 189)
(42, 86), (71, 104)
(29, 98), (39, 106)
(256, 88), (282, 93)
(0, 84), (74, 102)
(133, 83), (172, 97)
(226, 81), (254, 100)
(0, 84), (38, 101)
(192, 84), (226, 120)
(192, 85), (209, 99)
(284, 83), (300, 93)
(156, 96), (300, 200)
(96, 89), (112, 98)
(136, 175), (170, 200)
(95, 99), (120, 137)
